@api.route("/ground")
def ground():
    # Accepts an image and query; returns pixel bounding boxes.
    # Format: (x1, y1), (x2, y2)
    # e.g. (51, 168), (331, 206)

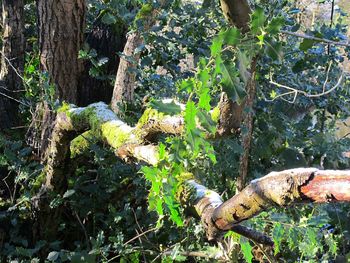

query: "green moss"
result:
(135, 3), (153, 21)
(32, 171), (46, 192)
(211, 106), (220, 123)
(137, 108), (164, 129)
(57, 102), (71, 114)
(70, 130), (97, 158)
(101, 121), (131, 150)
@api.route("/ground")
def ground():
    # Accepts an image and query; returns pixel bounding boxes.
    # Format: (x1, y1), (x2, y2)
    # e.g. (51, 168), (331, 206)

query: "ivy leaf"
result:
(250, 8), (266, 34)
(240, 240), (253, 263)
(149, 100), (182, 115)
(220, 62), (246, 104)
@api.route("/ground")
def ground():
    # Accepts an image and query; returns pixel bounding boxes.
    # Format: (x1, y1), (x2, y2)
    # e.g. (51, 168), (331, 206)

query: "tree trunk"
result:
(0, 0), (24, 130)
(111, 32), (142, 114)
(27, 0), (86, 156)
(37, 0), (85, 103)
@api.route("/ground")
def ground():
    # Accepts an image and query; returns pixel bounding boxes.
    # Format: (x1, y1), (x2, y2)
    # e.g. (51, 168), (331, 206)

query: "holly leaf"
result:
(250, 8), (266, 34)
(184, 101), (197, 131)
(149, 100), (182, 115)
(267, 16), (285, 35)
(241, 240), (253, 263)
(265, 40), (283, 61)
(220, 62), (246, 104)
(211, 35), (223, 57)
(221, 27), (241, 46)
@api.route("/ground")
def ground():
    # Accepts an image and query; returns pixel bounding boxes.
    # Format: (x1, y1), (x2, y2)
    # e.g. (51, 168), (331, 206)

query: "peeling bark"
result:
(212, 168), (350, 230)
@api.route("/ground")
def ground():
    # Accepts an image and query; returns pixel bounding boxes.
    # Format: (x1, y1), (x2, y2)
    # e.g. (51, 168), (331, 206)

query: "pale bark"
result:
(111, 32), (142, 113)
(0, 0), (24, 129)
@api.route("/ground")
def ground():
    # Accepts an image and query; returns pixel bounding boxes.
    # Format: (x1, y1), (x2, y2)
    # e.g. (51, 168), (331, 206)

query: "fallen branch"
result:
(44, 102), (350, 246)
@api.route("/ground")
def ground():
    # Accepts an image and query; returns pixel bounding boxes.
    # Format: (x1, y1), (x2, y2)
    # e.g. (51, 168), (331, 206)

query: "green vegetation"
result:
(1, 0), (350, 262)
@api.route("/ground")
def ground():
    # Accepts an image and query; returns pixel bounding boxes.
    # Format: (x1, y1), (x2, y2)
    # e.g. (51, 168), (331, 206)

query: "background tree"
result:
(0, 0), (24, 129)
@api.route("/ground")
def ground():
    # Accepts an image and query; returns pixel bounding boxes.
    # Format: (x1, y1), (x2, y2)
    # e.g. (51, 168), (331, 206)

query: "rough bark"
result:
(37, 0), (85, 103)
(237, 59), (257, 191)
(111, 32), (143, 113)
(27, 0), (86, 156)
(0, 0), (24, 129)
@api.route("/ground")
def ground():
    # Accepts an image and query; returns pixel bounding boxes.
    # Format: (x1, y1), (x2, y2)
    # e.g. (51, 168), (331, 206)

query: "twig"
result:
(74, 210), (90, 249)
(0, 50), (26, 82)
(0, 91), (30, 107)
(268, 70), (343, 103)
(280, 30), (350, 48)
(123, 227), (158, 246)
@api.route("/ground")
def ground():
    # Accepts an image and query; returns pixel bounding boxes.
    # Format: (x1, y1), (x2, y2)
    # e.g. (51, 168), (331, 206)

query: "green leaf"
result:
(240, 240), (253, 263)
(265, 40), (283, 61)
(250, 8), (266, 34)
(101, 12), (117, 25)
(178, 78), (195, 93)
(198, 68), (210, 88)
(63, 189), (75, 199)
(149, 100), (182, 116)
(222, 27), (241, 46)
(198, 87), (211, 111)
(299, 39), (315, 51)
(237, 50), (251, 84)
(210, 35), (223, 57)
(197, 110), (216, 134)
(267, 16), (285, 35)
(220, 62), (246, 103)
(273, 222), (285, 255)
(184, 101), (197, 131)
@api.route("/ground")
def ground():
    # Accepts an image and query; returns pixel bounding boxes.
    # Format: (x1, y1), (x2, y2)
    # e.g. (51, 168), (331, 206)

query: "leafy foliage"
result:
(1, 0), (350, 262)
